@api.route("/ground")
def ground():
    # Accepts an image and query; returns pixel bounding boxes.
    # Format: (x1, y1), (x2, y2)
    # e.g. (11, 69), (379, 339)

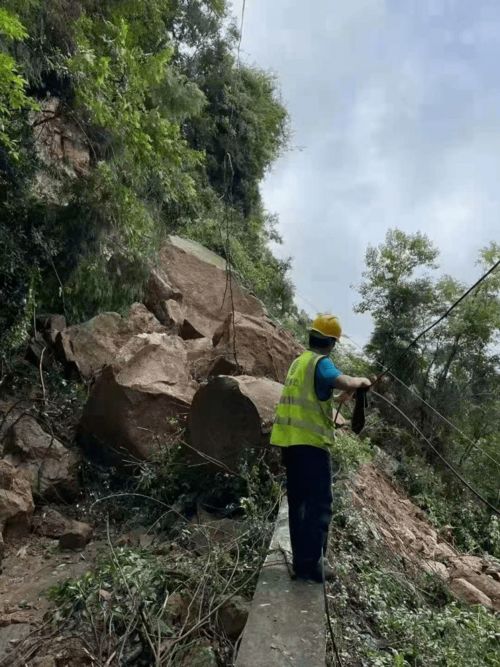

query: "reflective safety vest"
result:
(270, 350), (335, 450)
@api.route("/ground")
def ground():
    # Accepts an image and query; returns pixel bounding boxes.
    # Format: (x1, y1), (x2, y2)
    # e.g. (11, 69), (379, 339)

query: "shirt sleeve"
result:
(314, 357), (343, 401)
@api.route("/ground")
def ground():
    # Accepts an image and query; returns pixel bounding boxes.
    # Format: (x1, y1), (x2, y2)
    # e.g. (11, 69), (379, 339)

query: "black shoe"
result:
(307, 558), (335, 583)
(293, 559), (335, 583)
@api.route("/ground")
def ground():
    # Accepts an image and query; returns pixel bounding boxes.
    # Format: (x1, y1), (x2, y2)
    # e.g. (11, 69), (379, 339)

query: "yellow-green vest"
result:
(270, 350), (336, 451)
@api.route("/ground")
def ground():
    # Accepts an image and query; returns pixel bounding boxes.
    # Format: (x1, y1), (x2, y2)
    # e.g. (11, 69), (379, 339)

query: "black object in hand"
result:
(352, 388), (369, 434)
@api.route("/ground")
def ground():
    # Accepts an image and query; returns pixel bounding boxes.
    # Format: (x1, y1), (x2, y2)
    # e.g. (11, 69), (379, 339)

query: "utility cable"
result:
(375, 258), (500, 384)
(371, 390), (500, 516)
(344, 334), (500, 469)
(322, 547), (344, 667)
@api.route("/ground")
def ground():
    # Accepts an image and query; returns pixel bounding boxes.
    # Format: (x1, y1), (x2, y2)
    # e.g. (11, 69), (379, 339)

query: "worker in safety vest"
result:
(270, 314), (371, 582)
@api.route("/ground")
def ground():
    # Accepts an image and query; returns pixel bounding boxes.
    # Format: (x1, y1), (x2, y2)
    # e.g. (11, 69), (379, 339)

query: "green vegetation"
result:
(356, 230), (500, 556)
(50, 445), (281, 664)
(328, 489), (500, 667)
(0, 0), (295, 360)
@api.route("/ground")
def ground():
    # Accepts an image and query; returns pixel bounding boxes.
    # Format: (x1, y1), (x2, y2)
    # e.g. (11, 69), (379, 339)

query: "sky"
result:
(230, 0), (500, 344)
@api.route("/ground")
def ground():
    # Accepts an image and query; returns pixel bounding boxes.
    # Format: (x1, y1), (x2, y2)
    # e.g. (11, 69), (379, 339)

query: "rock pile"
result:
(57, 236), (301, 466)
(1, 235), (300, 556)
(353, 464), (500, 611)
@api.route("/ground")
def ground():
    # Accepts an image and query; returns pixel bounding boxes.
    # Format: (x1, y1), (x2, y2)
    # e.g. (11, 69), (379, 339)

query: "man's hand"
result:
(335, 374), (372, 392)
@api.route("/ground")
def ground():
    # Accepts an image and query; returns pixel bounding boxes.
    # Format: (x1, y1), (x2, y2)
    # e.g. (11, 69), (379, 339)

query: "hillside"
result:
(1, 2), (499, 666)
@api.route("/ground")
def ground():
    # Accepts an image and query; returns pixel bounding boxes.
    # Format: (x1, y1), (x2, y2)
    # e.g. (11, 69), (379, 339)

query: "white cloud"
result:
(231, 0), (500, 343)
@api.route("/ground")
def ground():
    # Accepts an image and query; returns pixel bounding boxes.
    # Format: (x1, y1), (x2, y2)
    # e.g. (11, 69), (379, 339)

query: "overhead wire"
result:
(372, 390), (500, 516)
(375, 257), (500, 383)
(294, 280), (500, 469)
(344, 334), (500, 469)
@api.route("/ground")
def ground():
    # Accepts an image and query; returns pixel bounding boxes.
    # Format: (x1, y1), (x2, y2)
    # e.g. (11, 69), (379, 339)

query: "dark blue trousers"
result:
(282, 445), (334, 572)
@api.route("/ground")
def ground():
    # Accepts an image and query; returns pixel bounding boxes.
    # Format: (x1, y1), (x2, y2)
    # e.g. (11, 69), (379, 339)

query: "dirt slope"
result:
(352, 463), (500, 610)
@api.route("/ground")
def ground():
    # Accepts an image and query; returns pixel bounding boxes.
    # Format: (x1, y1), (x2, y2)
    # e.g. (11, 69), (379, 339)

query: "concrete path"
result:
(236, 498), (325, 667)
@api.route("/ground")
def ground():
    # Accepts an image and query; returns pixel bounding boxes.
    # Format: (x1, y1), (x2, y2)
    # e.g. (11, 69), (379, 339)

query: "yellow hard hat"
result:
(310, 314), (342, 340)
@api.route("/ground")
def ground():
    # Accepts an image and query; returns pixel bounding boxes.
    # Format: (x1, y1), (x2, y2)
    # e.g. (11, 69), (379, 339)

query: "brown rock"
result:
(0, 461), (34, 557)
(145, 236), (266, 339)
(450, 578), (492, 608)
(218, 595), (250, 639)
(3, 416), (80, 501)
(463, 572), (500, 609)
(55, 305), (166, 379)
(189, 508), (241, 552)
(210, 312), (303, 383)
(59, 520), (93, 550)
(35, 313), (67, 346)
(166, 591), (189, 623)
(188, 375), (283, 470)
(33, 508), (72, 539)
(180, 643), (217, 667)
(448, 555), (484, 576)
(144, 267), (183, 327)
(421, 560), (449, 580)
(185, 338), (216, 382)
(33, 97), (90, 178)
(80, 334), (196, 464)
(127, 303), (168, 335)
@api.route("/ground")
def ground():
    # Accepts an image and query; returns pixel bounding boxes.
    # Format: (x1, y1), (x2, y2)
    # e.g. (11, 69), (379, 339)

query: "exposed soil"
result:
(352, 463), (500, 610)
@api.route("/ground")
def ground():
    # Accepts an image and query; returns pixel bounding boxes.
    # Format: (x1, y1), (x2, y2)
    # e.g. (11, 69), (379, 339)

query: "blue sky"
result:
(231, 0), (500, 344)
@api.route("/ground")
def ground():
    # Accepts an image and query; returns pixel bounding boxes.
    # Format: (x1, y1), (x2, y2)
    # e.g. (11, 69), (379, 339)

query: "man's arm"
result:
(334, 374), (371, 392)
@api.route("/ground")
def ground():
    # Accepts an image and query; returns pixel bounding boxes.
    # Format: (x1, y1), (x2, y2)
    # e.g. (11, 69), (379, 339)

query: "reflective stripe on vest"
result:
(270, 350), (335, 449)
(273, 416), (333, 439)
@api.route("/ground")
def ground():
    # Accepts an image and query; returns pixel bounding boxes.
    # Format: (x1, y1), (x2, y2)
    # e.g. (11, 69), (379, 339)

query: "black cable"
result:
(345, 334), (500, 468)
(371, 390), (500, 516)
(322, 548), (344, 667)
(375, 258), (500, 383)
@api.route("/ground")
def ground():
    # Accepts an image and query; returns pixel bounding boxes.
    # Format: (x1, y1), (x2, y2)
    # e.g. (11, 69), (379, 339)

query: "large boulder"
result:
(0, 460), (34, 558)
(185, 338), (217, 382)
(210, 312), (303, 383)
(188, 375), (283, 470)
(80, 334), (197, 465)
(33, 507), (93, 551)
(3, 416), (80, 501)
(55, 304), (166, 379)
(144, 236), (267, 339)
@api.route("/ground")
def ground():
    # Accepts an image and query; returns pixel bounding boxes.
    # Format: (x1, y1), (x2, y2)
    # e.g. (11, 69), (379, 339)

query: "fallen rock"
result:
(210, 312), (303, 383)
(145, 236), (266, 339)
(144, 267), (183, 328)
(189, 508), (241, 552)
(36, 313), (67, 346)
(450, 578), (492, 608)
(188, 375), (283, 470)
(185, 338), (217, 382)
(59, 520), (93, 550)
(180, 643), (217, 667)
(0, 460), (34, 558)
(55, 304), (166, 379)
(33, 96), (90, 178)
(421, 560), (449, 580)
(80, 334), (196, 464)
(462, 572), (500, 609)
(3, 416), (80, 501)
(166, 591), (190, 623)
(218, 595), (250, 640)
(32, 508), (72, 539)
(448, 555), (484, 577)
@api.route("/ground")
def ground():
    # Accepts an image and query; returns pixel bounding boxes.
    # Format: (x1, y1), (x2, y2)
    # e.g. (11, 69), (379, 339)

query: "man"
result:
(270, 314), (371, 583)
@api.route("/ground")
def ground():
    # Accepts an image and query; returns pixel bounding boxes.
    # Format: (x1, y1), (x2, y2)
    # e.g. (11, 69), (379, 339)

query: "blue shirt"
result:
(314, 356), (342, 401)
